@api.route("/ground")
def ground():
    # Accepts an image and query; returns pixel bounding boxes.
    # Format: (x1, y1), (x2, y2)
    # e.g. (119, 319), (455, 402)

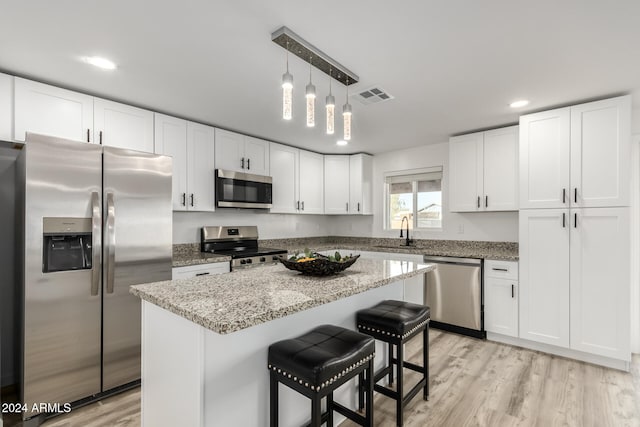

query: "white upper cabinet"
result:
(14, 77), (94, 143)
(569, 207), (630, 360)
(349, 154), (373, 215)
(94, 98), (154, 153)
(519, 108), (571, 209)
(270, 143), (323, 214)
(483, 126), (519, 211)
(155, 114), (215, 212)
(449, 126), (518, 212)
(270, 143), (298, 213)
(0, 73), (13, 142)
(244, 136), (270, 176)
(570, 96), (630, 208)
(449, 132), (483, 212)
(154, 113), (188, 211)
(520, 96), (630, 209)
(298, 150), (324, 214)
(186, 122), (216, 212)
(518, 209), (570, 348)
(215, 129), (269, 175)
(324, 155), (350, 214)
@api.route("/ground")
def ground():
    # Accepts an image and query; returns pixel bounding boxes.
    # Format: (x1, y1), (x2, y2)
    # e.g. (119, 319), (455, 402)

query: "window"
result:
(385, 167), (443, 230)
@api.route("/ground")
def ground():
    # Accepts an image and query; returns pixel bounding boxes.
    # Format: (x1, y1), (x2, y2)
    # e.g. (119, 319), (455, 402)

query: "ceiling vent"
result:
(352, 86), (394, 105)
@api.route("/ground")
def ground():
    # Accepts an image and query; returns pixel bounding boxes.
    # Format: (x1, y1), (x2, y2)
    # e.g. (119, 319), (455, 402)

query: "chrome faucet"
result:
(399, 215), (412, 246)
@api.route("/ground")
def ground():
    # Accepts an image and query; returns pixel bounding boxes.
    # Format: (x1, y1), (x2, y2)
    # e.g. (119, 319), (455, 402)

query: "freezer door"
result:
(102, 146), (172, 391)
(21, 134), (102, 416)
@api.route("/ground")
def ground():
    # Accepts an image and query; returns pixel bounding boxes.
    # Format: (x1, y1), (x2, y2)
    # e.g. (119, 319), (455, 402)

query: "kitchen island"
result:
(131, 257), (434, 427)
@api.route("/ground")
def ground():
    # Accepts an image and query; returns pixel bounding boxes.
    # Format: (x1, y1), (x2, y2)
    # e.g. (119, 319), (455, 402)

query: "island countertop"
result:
(130, 258), (434, 335)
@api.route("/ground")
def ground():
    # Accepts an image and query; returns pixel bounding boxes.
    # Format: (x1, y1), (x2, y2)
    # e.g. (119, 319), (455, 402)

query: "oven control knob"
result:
(240, 259), (246, 265)
(260, 257), (266, 262)
(272, 256), (279, 261)
(246, 259), (253, 264)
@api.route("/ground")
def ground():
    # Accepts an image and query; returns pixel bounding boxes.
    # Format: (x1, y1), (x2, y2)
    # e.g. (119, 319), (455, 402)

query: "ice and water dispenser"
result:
(42, 217), (93, 273)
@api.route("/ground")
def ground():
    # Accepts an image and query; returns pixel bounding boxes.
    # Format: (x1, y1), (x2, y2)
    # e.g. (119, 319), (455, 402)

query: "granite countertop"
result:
(131, 258), (435, 334)
(172, 238), (518, 268)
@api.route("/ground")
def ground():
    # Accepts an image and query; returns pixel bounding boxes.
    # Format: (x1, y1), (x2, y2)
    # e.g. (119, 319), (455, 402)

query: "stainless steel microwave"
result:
(215, 169), (273, 209)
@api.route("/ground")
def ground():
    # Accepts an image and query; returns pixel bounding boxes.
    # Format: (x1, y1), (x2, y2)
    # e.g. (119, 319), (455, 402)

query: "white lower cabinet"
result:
(172, 262), (230, 279)
(569, 207), (630, 360)
(518, 207), (630, 364)
(519, 209), (570, 347)
(484, 260), (519, 338)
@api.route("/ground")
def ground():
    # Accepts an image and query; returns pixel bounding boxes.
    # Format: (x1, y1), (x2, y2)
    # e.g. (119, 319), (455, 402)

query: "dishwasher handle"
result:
(423, 256), (482, 266)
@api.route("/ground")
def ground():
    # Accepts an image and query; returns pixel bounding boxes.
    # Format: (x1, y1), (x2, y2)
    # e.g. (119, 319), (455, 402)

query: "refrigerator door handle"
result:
(106, 192), (116, 294)
(91, 191), (101, 296)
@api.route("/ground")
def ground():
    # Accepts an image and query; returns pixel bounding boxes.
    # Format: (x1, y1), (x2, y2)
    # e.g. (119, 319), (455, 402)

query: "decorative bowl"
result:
(278, 254), (360, 276)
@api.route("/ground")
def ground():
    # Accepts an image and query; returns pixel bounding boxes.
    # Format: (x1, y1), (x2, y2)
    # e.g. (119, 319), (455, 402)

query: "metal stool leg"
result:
(270, 371), (279, 427)
(388, 342), (394, 385)
(311, 393), (322, 427)
(424, 323), (429, 401)
(396, 341), (404, 427)
(366, 359), (374, 427)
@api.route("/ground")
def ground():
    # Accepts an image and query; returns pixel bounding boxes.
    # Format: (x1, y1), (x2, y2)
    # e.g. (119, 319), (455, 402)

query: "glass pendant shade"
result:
(343, 102), (352, 141)
(306, 83), (316, 127)
(282, 71), (293, 120)
(325, 94), (335, 135)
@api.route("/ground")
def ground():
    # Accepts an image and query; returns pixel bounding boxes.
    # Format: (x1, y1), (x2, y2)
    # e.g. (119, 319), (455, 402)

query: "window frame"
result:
(384, 167), (443, 231)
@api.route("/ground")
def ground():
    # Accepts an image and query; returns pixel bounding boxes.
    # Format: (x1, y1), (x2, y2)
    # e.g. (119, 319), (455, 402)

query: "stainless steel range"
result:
(200, 226), (287, 269)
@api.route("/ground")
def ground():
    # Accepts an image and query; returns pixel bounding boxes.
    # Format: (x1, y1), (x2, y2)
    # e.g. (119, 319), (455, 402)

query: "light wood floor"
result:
(35, 330), (640, 427)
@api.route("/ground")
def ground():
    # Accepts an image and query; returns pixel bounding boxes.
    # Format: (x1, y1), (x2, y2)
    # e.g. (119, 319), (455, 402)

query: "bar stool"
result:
(356, 300), (430, 427)
(268, 324), (375, 427)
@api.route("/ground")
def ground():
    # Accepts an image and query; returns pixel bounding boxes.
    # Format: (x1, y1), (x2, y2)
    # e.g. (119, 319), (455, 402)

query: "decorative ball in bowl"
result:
(279, 250), (360, 276)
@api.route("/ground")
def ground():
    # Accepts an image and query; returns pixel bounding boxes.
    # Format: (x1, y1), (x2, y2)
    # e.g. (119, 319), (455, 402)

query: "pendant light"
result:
(343, 77), (352, 141)
(282, 41), (293, 120)
(325, 68), (335, 135)
(305, 56), (316, 127)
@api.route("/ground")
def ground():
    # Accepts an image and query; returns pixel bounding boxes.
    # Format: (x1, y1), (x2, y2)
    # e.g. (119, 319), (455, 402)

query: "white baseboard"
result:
(487, 332), (630, 372)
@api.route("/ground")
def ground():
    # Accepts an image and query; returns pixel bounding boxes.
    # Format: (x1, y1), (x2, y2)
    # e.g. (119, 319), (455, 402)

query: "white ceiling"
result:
(1, 1), (639, 154)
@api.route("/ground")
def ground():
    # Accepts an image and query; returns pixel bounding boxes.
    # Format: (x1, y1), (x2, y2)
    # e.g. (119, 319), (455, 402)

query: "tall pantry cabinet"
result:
(518, 95), (631, 362)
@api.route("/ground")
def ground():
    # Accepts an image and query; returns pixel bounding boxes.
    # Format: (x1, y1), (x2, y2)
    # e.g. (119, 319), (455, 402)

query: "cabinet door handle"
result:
(297, 200), (300, 210)
(87, 128), (90, 143)
(99, 131), (103, 145)
(357, 202), (360, 212)
(562, 212), (566, 228)
(562, 188), (566, 204)
(195, 272), (210, 277)
(301, 201), (304, 211)
(492, 267), (508, 272)
(181, 193), (186, 206)
(511, 284), (515, 298)
(247, 158), (250, 170)
(574, 213), (577, 228)
(346, 202), (349, 212)
(241, 157), (245, 169)
(485, 195), (488, 208)
(574, 188), (578, 204)
(477, 196), (480, 208)
(190, 194), (194, 207)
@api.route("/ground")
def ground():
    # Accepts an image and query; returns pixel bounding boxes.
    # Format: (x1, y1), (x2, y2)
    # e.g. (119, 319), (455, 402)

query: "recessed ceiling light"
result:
(83, 56), (117, 70)
(336, 140), (348, 146)
(510, 99), (529, 108)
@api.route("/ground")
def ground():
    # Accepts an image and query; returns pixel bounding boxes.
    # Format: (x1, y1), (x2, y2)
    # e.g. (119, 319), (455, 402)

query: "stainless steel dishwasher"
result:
(423, 256), (485, 339)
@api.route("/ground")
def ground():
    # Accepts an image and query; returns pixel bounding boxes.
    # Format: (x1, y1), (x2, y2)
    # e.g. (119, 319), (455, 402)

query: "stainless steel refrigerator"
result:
(16, 133), (172, 422)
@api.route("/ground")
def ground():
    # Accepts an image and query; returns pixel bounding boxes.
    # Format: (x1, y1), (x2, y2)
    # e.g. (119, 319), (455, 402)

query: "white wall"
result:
(173, 211), (330, 244)
(328, 142), (519, 242)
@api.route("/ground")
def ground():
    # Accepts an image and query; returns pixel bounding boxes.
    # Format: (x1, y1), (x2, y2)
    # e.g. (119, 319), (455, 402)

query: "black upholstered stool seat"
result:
(268, 324), (375, 392)
(357, 300), (430, 339)
(268, 324), (375, 427)
(356, 300), (430, 427)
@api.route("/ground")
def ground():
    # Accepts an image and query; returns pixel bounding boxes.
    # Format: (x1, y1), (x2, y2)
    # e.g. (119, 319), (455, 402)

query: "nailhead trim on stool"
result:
(358, 318), (430, 340)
